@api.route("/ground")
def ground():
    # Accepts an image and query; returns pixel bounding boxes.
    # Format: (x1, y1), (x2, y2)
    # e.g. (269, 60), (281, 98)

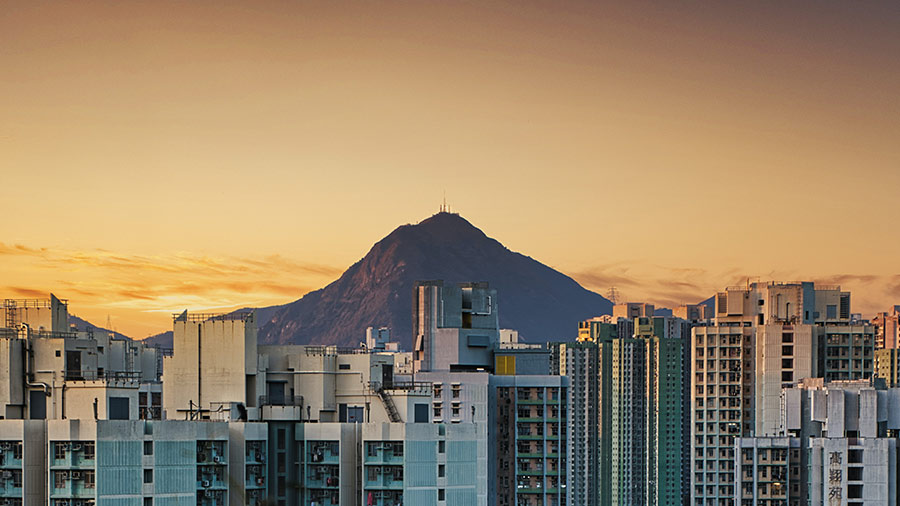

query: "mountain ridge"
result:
(258, 212), (615, 349)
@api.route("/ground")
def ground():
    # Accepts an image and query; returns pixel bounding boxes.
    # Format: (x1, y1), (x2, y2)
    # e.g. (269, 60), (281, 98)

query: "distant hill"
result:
(142, 330), (173, 348)
(259, 212), (613, 349)
(68, 314), (133, 341)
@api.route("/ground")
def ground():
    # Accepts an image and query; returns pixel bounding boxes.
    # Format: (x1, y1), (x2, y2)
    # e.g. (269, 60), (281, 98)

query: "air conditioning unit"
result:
(255, 452), (263, 461)
(213, 455), (221, 463)
(72, 471), (82, 480)
(72, 443), (83, 452)
(201, 479), (211, 488)
(0, 443), (10, 451)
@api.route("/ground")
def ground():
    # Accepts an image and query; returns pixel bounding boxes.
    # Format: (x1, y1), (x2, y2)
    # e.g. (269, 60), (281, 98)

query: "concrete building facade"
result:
(1, 296), (162, 423)
(691, 282), (876, 506)
(491, 375), (568, 506)
(412, 281), (499, 374)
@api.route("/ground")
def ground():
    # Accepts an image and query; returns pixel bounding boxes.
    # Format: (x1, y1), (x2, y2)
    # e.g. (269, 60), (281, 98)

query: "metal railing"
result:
(302, 345), (370, 356)
(0, 328), (79, 339)
(172, 311), (254, 323)
(4, 298), (65, 308)
(258, 395), (303, 407)
(65, 370), (143, 382)
(369, 381), (432, 394)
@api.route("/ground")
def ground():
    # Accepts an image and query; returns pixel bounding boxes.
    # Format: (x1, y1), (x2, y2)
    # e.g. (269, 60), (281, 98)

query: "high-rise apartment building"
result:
(557, 314), (687, 506)
(737, 378), (900, 506)
(875, 348), (900, 387)
(550, 341), (599, 506)
(873, 307), (900, 349)
(691, 282), (875, 506)
(491, 375), (568, 506)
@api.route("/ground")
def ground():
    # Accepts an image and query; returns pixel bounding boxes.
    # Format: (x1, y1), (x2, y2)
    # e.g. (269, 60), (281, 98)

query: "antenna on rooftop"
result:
(441, 191), (449, 213)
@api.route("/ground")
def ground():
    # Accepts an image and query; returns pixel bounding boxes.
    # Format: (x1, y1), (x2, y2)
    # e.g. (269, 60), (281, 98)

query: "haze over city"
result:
(2, 1), (899, 337)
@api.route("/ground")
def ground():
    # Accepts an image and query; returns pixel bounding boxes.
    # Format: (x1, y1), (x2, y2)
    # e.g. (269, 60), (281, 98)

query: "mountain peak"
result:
(259, 213), (612, 348)
(412, 211), (487, 242)
(419, 211), (470, 226)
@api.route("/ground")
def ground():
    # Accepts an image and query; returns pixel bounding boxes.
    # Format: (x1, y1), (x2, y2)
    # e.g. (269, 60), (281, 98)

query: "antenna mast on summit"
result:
(441, 191), (449, 213)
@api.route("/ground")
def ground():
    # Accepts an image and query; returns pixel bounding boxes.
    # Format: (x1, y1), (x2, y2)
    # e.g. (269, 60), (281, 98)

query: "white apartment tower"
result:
(691, 282), (874, 506)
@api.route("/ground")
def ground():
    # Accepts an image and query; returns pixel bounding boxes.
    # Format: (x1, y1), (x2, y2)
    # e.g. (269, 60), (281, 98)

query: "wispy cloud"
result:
(1, 242), (343, 336)
(572, 263), (900, 316)
(6, 287), (48, 298)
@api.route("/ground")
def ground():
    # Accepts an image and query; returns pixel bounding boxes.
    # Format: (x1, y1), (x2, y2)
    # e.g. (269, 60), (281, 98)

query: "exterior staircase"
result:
(375, 385), (402, 423)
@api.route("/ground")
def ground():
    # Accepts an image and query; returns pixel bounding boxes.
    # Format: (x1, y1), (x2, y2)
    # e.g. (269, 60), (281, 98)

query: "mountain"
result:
(68, 314), (133, 341)
(143, 330), (173, 348)
(259, 212), (613, 349)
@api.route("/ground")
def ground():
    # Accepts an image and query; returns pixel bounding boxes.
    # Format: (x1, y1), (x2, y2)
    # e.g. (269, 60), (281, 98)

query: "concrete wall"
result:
(164, 314), (257, 419)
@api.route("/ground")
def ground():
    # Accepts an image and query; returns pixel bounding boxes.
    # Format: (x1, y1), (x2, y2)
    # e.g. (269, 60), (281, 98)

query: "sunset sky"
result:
(2, 2), (899, 338)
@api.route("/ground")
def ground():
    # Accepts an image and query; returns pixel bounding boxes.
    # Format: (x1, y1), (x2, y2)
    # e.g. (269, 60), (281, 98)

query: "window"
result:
(143, 469), (153, 483)
(109, 397), (130, 420)
(438, 464), (445, 478)
(339, 363), (351, 370)
(144, 441), (153, 455)
(54, 442), (67, 460)
(144, 498), (153, 506)
(84, 470), (95, 488)
(84, 441), (95, 460)
(54, 470), (66, 489)
(56, 350), (61, 357)
(438, 441), (445, 454)
(438, 489), (445, 501)
(414, 403), (428, 423)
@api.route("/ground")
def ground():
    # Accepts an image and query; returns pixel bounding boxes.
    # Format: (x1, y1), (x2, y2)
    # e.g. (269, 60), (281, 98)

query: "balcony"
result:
(364, 465), (404, 489)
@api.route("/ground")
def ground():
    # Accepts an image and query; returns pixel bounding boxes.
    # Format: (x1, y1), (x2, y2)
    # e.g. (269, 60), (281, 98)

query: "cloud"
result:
(0, 243), (46, 256)
(2, 242), (343, 330)
(6, 287), (48, 298)
(572, 263), (900, 316)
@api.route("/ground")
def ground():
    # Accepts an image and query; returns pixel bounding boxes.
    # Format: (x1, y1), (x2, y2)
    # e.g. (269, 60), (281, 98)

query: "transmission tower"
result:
(606, 287), (621, 305)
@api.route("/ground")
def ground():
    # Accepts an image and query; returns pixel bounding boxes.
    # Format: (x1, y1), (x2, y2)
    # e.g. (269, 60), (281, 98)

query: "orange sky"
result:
(2, 2), (899, 337)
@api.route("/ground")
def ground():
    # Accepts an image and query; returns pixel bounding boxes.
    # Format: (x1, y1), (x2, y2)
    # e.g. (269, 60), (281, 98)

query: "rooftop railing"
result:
(4, 298), (66, 308)
(172, 311), (254, 323)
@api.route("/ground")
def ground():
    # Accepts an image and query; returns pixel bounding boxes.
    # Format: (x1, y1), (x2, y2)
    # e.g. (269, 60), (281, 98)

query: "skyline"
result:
(2, 1), (899, 337)
(3, 210), (897, 339)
